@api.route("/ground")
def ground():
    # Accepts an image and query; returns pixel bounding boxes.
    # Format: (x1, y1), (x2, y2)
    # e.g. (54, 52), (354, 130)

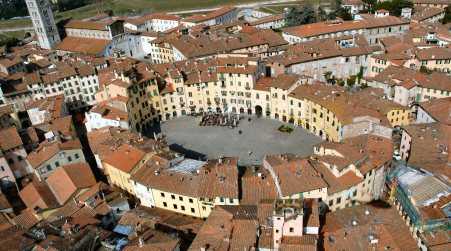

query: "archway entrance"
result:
(239, 107), (245, 114)
(255, 105), (263, 117)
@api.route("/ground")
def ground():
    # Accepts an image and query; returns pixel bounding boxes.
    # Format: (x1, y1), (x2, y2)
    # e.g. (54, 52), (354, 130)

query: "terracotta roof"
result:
(418, 97), (451, 125)
(413, 7), (445, 22)
(103, 143), (146, 173)
(403, 123), (450, 179)
(65, 20), (109, 31)
(314, 134), (393, 175)
(241, 168), (277, 205)
(132, 156), (239, 199)
(280, 235), (318, 251)
(264, 74), (303, 90)
(46, 163), (96, 205)
(264, 155), (328, 197)
(322, 204), (418, 251)
(0, 127), (23, 151)
(19, 180), (59, 211)
(13, 209), (40, 229)
(90, 102), (128, 121)
(183, 6), (236, 23)
(0, 56), (22, 68)
(269, 35), (376, 66)
(26, 139), (82, 169)
(189, 205), (258, 251)
(0, 226), (33, 251)
(368, 65), (451, 92)
(310, 159), (363, 194)
(416, 47), (451, 60)
(57, 36), (109, 55)
(126, 12), (180, 25)
(158, 29), (286, 59)
(283, 15), (408, 38)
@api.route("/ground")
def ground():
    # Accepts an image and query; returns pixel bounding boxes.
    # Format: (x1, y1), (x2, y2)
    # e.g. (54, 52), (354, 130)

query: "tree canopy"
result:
(374, 0), (413, 16)
(285, 4), (317, 27)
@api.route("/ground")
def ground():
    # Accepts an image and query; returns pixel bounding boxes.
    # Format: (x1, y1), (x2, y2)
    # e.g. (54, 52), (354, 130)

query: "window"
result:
(220, 197), (224, 202)
(181, 205), (185, 211)
(329, 200), (333, 207)
(202, 206), (206, 211)
(173, 204), (178, 209)
(171, 195), (175, 199)
(289, 227), (294, 233)
(336, 197), (342, 204)
(191, 208), (195, 213)
(67, 156), (72, 162)
(55, 161), (60, 167)
(161, 192), (165, 197)
(75, 153), (79, 159)
(163, 202), (167, 207)
(189, 198), (193, 203)
(0, 166), (3, 172)
(179, 196), (183, 201)
(46, 165), (51, 171)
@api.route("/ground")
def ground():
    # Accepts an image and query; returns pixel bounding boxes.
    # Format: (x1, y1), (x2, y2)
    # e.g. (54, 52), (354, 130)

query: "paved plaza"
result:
(161, 116), (323, 166)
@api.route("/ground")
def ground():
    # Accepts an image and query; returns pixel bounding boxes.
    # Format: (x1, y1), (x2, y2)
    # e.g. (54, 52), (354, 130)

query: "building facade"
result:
(25, 0), (61, 49)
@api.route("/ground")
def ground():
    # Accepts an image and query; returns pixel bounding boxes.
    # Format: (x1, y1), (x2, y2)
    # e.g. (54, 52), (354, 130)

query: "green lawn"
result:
(0, 18), (32, 29)
(0, 30), (28, 39)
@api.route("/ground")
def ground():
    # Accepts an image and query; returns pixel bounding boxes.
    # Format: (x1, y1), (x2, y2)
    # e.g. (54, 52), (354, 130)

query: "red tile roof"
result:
(103, 144), (146, 173)
(46, 163), (96, 205)
(57, 36), (109, 55)
(0, 127), (23, 151)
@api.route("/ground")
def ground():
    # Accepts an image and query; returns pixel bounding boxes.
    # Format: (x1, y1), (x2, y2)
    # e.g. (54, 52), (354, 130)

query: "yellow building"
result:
(103, 144), (150, 194)
(131, 154), (239, 218)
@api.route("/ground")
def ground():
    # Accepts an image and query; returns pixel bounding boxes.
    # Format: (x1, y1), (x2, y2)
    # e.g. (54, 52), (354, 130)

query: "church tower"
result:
(25, 0), (61, 49)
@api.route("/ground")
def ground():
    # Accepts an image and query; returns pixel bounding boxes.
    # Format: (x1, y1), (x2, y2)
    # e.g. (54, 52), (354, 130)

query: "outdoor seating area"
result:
(199, 113), (243, 128)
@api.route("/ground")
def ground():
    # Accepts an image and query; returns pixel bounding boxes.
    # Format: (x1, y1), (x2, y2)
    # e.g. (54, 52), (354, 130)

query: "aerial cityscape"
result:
(0, 0), (449, 250)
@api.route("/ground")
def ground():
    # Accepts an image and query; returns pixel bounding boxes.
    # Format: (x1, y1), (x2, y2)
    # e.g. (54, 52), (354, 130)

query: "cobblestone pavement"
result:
(161, 115), (323, 166)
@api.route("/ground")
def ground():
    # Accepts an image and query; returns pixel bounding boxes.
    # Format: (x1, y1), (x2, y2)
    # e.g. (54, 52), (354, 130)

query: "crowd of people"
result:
(199, 112), (242, 128)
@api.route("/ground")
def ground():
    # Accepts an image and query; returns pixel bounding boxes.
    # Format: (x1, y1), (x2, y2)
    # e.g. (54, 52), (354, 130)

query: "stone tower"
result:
(25, 0), (61, 49)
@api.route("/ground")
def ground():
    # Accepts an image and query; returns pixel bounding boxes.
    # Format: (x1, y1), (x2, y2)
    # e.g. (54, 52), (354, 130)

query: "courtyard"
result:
(161, 115), (323, 166)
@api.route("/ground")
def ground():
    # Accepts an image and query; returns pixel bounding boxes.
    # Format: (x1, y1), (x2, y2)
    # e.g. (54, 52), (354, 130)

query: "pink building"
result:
(272, 199), (304, 249)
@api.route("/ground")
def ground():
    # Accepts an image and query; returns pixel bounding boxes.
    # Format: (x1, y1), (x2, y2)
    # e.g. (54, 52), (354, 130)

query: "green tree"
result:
(0, 0), (28, 20)
(375, 0), (413, 17)
(362, 0), (377, 13)
(285, 4), (317, 26)
(443, 6), (451, 24)
(347, 75), (357, 87)
(356, 66), (364, 84)
(317, 6), (328, 21)
(0, 36), (19, 48)
(331, 0), (354, 20)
